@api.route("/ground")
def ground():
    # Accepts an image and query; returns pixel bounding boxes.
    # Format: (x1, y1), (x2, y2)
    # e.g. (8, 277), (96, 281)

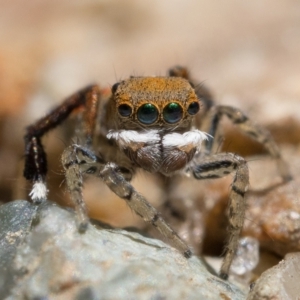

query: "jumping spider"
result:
(24, 66), (290, 280)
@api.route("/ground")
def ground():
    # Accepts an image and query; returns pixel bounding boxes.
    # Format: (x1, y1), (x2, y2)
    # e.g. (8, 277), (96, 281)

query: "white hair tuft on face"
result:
(107, 130), (160, 148)
(163, 129), (211, 150)
(29, 181), (48, 202)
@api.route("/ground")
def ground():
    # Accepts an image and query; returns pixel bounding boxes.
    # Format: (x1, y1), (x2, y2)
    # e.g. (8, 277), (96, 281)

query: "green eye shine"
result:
(187, 101), (200, 115)
(118, 104), (132, 117)
(137, 103), (158, 124)
(163, 102), (183, 124)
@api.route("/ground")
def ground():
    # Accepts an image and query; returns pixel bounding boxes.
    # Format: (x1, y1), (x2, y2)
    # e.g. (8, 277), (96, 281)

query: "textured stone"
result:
(247, 252), (300, 300)
(0, 201), (38, 299)
(244, 147), (300, 257)
(0, 200), (245, 300)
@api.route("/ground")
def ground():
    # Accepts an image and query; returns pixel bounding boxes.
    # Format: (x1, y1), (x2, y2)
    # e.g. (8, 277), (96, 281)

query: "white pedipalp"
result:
(106, 129), (160, 148)
(107, 129), (211, 153)
(163, 129), (211, 150)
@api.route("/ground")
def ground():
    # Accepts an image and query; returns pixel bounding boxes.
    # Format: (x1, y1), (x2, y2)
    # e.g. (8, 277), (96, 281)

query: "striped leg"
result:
(191, 153), (249, 279)
(62, 144), (192, 257)
(205, 105), (291, 181)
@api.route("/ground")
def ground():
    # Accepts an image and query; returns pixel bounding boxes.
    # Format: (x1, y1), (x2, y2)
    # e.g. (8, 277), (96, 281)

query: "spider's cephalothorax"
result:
(105, 76), (208, 175)
(24, 66), (291, 280)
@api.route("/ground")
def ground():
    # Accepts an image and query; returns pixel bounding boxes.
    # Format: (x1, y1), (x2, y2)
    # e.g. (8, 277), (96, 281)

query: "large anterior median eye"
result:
(137, 103), (158, 124)
(163, 102), (183, 124)
(118, 104), (132, 117)
(187, 101), (200, 115)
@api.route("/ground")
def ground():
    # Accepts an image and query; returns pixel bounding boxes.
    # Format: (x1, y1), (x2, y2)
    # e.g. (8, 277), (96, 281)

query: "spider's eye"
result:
(187, 101), (200, 115)
(137, 103), (158, 124)
(118, 104), (132, 117)
(111, 82), (120, 94)
(163, 102), (183, 124)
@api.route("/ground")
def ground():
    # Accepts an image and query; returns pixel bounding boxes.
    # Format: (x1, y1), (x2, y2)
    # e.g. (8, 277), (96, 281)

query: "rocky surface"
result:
(241, 146), (300, 257)
(247, 252), (300, 300)
(0, 201), (37, 297)
(0, 200), (246, 300)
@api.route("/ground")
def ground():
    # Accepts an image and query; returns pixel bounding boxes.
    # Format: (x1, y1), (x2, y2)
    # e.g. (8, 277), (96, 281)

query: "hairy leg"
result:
(62, 144), (192, 257)
(24, 85), (101, 202)
(190, 152), (249, 279)
(205, 105), (291, 181)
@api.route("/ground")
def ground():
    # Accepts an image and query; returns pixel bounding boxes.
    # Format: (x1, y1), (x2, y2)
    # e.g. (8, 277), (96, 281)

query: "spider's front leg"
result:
(24, 85), (101, 203)
(205, 105), (291, 181)
(190, 152), (249, 280)
(62, 144), (192, 257)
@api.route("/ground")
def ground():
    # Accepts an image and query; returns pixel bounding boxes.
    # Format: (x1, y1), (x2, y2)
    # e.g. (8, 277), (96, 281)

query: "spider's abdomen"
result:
(107, 129), (209, 175)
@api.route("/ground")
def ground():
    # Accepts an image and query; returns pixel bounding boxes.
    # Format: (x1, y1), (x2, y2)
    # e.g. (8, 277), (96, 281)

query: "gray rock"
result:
(247, 252), (300, 300)
(0, 200), (245, 300)
(0, 201), (38, 299)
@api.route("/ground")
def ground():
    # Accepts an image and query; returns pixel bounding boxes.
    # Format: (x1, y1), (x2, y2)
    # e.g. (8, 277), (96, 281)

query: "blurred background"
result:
(1, 0), (300, 262)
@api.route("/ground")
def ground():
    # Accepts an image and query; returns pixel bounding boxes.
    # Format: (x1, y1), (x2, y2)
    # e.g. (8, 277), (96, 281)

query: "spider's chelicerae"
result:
(24, 66), (290, 280)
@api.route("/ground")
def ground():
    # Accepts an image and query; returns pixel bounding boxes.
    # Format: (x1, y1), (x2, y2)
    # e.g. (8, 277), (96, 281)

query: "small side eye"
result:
(187, 101), (200, 115)
(111, 82), (120, 94)
(118, 104), (132, 117)
(137, 103), (158, 125)
(163, 102), (183, 124)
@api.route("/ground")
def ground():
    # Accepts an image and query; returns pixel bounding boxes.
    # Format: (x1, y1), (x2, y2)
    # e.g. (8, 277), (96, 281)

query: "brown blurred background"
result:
(1, 0), (300, 240)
